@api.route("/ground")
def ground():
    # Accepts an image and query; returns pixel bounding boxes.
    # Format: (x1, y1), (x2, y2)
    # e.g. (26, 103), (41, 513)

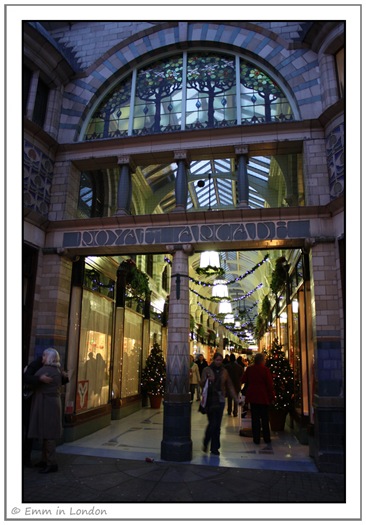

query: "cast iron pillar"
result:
(236, 146), (249, 209)
(173, 150), (189, 213)
(161, 244), (193, 461)
(116, 155), (132, 215)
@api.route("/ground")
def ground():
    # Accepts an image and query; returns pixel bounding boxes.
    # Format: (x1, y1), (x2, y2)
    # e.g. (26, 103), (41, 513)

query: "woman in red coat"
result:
(242, 353), (275, 444)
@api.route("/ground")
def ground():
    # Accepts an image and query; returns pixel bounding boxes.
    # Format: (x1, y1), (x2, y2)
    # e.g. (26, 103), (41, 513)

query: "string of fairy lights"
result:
(164, 253), (270, 343)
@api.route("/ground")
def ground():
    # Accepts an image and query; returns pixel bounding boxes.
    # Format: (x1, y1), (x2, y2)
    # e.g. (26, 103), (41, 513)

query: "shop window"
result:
(76, 290), (113, 412)
(122, 310), (143, 397)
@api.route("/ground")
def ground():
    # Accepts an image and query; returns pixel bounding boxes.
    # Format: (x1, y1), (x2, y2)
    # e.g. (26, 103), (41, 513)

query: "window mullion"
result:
(181, 51), (187, 131)
(235, 55), (241, 126)
(128, 68), (137, 136)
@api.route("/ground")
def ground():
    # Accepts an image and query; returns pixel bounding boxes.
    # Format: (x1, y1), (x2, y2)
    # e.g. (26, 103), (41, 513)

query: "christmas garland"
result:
(195, 265), (225, 277)
(189, 282), (263, 303)
(164, 254), (269, 288)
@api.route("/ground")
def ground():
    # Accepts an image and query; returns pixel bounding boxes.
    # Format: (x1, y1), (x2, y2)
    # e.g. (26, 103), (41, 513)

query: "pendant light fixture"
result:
(197, 251), (224, 277)
(212, 279), (229, 298)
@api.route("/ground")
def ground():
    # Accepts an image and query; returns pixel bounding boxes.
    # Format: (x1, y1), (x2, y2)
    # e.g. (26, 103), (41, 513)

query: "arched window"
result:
(83, 52), (293, 140)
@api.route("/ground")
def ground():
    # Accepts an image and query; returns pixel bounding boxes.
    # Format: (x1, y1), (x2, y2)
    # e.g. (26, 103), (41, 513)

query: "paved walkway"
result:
(23, 452), (344, 504)
(22, 406), (345, 512)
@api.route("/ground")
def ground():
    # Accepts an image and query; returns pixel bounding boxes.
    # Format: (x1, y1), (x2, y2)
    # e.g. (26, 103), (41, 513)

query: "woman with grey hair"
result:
(28, 348), (63, 473)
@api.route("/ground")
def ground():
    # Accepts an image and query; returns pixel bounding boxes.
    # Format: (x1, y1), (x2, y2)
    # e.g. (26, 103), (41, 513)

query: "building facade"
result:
(23, 21), (344, 472)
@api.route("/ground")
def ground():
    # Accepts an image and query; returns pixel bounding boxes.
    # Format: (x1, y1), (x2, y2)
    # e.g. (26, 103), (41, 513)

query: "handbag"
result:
(198, 379), (209, 414)
(23, 384), (33, 400)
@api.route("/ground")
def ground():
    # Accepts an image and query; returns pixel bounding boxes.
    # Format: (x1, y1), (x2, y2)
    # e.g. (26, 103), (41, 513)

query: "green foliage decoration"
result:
(270, 256), (288, 295)
(120, 259), (150, 299)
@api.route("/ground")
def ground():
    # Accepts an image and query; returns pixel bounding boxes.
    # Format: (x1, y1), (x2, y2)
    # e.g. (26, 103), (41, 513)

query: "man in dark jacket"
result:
(224, 354), (243, 416)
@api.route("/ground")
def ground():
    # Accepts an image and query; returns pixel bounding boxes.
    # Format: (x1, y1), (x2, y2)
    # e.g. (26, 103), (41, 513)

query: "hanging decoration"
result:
(196, 251), (224, 277)
(197, 301), (258, 340)
(164, 254), (269, 287)
(212, 279), (229, 298)
(218, 300), (232, 315)
(190, 282), (263, 304)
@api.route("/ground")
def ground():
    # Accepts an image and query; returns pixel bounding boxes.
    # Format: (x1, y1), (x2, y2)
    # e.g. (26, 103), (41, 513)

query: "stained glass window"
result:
(85, 78), (132, 140)
(240, 62), (291, 124)
(186, 54), (236, 129)
(83, 52), (293, 140)
(133, 57), (183, 135)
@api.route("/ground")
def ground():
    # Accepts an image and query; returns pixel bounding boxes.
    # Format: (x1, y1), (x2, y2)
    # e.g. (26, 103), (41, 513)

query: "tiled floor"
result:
(57, 403), (318, 473)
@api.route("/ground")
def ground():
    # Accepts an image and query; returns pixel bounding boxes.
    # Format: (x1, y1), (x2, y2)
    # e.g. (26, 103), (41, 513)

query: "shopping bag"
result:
(198, 379), (209, 414)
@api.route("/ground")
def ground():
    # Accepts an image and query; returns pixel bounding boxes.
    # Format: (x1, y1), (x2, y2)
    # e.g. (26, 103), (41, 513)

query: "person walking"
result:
(23, 352), (53, 467)
(195, 354), (208, 400)
(242, 353), (275, 445)
(200, 352), (242, 456)
(224, 353), (243, 416)
(195, 354), (208, 377)
(28, 348), (64, 473)
(189, 355), (201, 401)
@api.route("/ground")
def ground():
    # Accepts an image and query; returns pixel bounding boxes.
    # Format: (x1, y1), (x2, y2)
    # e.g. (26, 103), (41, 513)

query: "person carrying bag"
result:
(199, 352), (242, 456)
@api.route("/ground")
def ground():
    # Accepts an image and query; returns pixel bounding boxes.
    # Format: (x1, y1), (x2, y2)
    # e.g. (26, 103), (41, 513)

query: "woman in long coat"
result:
(242, 352), (275, 445)
(28, 348), (63, 473)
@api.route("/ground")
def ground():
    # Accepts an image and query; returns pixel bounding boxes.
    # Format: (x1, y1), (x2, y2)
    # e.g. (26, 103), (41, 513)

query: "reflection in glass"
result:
(77, 290), (113, 411)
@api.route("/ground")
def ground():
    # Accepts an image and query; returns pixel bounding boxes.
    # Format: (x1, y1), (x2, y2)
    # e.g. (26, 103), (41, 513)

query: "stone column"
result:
(309, 241), (344, 473)
(173, 150), (189, 212)
(235, 146), (249, 208)
(161, 244), (193, 461)
(116, 155), (132, 215)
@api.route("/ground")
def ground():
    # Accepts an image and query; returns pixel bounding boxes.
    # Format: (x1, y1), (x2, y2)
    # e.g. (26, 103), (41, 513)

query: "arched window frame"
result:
(80, 50), (299, 141)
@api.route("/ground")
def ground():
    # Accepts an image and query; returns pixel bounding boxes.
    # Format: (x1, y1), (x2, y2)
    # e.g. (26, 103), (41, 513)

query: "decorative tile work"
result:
(326, 124), (344, 199)
(23, 140), (55, 217)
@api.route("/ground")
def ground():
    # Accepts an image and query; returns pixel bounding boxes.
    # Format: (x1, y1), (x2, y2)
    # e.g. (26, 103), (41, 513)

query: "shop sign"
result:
(63, 220), (310, 249)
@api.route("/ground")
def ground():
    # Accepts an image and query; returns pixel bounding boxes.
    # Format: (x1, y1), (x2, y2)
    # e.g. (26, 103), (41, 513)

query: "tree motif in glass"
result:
(240, 62), (284, 122)
(135, 57), (183, 133)
(187, 54), (235, 128)
(87, 78), (132, 139)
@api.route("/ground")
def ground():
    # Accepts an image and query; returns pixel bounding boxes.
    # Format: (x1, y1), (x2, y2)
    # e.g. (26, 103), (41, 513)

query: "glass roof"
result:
(140, 156), (274, 214)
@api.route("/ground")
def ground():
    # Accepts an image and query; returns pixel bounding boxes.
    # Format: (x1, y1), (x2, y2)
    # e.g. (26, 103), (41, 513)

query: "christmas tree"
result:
(141, 343), (166, 396)
(265, 338), (294, 412)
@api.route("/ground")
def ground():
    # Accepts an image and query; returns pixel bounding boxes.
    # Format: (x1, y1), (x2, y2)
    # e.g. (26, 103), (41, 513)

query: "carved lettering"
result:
(257, 222), (275, 239)
(64, 220), (310, 249)
(178, 226), (193, 243)
(232, 224), (248, 241)
(199, 225), (215, 241)
(216, 224), (231, 241)
(277, 221), (288, 239)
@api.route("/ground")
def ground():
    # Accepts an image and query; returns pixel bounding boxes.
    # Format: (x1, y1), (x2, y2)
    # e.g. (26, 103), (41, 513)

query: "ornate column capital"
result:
(174, 150), (190, 163)
(117, 154), (131, 165)
(235, 145), (248, 156)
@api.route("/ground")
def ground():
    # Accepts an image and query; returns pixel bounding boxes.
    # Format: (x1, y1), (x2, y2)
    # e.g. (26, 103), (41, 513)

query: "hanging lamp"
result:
(218, 300), (232, 314)
(212, 279), (229, 298)
(196, 252), (224, 277)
